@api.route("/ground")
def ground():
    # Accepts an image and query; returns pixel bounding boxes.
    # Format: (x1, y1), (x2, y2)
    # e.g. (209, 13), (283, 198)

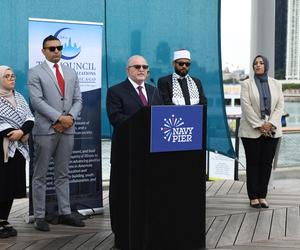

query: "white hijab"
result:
(0, 66), (16, 162)
(0, 65), (16, 108)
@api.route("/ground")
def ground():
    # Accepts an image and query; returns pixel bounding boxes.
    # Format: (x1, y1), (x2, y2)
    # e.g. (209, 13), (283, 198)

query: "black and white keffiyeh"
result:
(171, 73), (200, 105)
(0, 91), (34, 162)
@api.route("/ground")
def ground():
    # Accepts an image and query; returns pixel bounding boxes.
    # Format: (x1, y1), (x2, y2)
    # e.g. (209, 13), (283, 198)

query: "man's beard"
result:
(175, 68), (189, 77)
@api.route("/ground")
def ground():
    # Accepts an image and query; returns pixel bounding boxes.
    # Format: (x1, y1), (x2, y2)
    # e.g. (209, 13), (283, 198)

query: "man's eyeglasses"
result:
(44, 46), (63, 52)
(3, 74), (16, 80)
(129, 65), (149, 70)
(176, 61), (191, 67)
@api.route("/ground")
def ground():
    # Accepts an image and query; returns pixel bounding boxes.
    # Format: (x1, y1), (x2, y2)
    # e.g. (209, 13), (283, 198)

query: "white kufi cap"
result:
(173, 49), (191, 61)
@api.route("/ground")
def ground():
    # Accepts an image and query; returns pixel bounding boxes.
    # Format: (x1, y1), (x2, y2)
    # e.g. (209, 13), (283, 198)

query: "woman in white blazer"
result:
(238, 55), (284, 209)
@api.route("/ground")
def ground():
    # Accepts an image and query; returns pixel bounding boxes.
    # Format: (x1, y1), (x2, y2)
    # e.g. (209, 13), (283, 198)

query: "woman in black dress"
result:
(0, 66), (34, 238)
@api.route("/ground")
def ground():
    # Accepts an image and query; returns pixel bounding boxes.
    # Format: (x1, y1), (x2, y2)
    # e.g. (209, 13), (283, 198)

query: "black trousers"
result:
(0, 200), (13, 220)
(242, 136), (279, 200)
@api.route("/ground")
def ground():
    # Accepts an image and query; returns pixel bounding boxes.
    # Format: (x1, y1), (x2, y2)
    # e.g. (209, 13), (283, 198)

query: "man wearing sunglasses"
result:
(107, 55), (162, 127)
(106, 55), (162, 249)
(158, 49), (206, 106)
(28, 35), (83, 231)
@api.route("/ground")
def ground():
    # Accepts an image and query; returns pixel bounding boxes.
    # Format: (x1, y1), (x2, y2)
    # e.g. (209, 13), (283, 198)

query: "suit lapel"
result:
(145, 84), (154, 104)
(125, 79), (144, 107)
(267, 77), (277, 111)
(61, 65), (68, 96)
(250, 79), (261, 110)
(41, 61), (63, 96)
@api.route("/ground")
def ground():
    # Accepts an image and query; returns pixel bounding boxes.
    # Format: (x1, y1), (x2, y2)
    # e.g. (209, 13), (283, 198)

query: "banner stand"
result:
(28, 18), (104, 220)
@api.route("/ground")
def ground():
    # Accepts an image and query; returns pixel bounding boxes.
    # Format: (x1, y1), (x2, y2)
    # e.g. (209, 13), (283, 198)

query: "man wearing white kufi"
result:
(158, 49), (206, 106)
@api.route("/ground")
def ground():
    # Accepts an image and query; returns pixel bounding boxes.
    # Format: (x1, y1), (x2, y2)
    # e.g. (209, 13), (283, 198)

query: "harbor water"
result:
(101, 102), (300, 181)
(238, 101), (300, 168)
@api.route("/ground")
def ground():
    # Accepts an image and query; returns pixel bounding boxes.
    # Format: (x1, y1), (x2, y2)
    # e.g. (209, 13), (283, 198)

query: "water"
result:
(25, 103), (300, 183)
(284, 102), (300, 127)
(238, 101), (300, 168)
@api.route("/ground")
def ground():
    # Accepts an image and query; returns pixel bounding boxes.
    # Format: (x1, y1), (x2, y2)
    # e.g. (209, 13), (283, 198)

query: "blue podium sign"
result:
(151, 105), (203, 153)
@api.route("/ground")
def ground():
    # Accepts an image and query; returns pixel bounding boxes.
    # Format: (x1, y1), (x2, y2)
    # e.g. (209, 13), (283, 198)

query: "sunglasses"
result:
(176, 61), (191, 67)
(3, 74), (16, 80)
(44, 46), (63, 52)
(129, 64), (149, 70)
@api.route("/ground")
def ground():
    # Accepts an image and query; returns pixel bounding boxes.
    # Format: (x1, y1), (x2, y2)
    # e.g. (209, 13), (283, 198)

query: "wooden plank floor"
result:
(2, 180), (300, 249)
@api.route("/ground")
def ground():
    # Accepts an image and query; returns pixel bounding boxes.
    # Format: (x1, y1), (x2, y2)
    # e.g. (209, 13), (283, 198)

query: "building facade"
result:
(275, 0), (288, 79)
(286, 0), (300, 80)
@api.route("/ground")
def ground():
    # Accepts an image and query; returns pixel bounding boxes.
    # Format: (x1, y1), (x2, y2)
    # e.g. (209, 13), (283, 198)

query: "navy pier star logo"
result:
(161, 114), (194, 143)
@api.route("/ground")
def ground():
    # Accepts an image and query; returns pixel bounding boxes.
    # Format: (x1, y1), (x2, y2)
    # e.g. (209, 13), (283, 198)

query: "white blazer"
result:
(238, 77), (284, 138)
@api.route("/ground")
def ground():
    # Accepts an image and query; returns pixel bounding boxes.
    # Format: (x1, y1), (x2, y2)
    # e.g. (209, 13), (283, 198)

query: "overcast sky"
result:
(221, 0), (251, 73)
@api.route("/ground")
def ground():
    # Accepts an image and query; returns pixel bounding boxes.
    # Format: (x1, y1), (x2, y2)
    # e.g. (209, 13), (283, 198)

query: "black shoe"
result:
(259, 198), (269, 208)
(0, 225), (10, 238)
(59, 213), (85, 227)
(250, 201), (261, 208)
(1, 221), (17, 236)
(34, 218), (50, 231)
(260, 202), (269, 208)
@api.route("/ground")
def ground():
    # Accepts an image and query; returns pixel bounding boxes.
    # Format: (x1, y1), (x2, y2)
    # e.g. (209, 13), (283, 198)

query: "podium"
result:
(110, 105), (206, 250)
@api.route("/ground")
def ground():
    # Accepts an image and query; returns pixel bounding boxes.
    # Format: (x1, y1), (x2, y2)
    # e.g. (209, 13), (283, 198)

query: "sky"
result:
(221, 0), (251, 74)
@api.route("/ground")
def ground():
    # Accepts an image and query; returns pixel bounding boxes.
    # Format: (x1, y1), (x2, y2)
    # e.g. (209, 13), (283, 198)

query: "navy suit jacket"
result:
(106, 78), (163, 128)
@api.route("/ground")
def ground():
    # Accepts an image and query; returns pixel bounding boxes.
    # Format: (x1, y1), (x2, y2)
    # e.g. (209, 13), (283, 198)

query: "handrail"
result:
(283, 93), (300, 97)
(282, 127), (300, 134)
(228, 117), (300, 175)
(273, 127), (300, 169)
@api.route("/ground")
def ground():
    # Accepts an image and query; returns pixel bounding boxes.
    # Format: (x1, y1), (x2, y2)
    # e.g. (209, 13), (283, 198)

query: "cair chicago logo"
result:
(161, 114), (194, 143)
(54, 28), (81, 60)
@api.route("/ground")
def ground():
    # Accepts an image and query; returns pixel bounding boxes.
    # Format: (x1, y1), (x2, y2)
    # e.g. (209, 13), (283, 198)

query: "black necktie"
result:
(178, 78), (190, 105)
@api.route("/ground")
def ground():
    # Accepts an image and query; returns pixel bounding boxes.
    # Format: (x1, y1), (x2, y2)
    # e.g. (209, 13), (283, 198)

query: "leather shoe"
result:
(0, 228), (10, 238)
(250, 200), (261, 208)
(260, 203), (269, 208)
(0, 221), (10, 238)
(259, 199), (269, 208)
(59, 213), (85, 227)
(34, 218), (50, 231)
(1, 221), (17, 236)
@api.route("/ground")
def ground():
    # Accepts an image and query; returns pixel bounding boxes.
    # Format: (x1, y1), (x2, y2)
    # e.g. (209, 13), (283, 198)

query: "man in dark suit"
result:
(106, 55), (162, 249)
(158, 49), (207, 106)
(107, 55), (162, 127)
(28, 35), (84, 231)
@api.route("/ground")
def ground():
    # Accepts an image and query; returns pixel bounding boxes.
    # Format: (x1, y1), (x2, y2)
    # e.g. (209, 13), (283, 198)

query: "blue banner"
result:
(151, 105), (203, 152)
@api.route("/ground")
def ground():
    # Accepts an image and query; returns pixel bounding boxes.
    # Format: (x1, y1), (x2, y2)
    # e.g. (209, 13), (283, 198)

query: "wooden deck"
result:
(2, 180), (300, 249)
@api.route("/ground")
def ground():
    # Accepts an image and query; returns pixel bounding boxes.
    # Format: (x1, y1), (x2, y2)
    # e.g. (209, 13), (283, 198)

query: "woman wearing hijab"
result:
(238, 55), (284, 209)
(0, 66), (34, 238)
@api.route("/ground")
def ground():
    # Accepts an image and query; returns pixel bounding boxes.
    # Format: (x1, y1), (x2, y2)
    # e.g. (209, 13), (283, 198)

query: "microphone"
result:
(147, 77), (160, 106)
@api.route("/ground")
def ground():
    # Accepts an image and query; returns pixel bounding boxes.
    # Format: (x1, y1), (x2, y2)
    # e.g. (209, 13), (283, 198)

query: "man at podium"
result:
(106, 55), (162, 249)
(158, 49), (206, 106)
(107, 55), (162, 127)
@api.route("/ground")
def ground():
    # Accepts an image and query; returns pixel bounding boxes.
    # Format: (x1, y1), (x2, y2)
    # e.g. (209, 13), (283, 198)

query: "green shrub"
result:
(282, 83), (300, 91)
